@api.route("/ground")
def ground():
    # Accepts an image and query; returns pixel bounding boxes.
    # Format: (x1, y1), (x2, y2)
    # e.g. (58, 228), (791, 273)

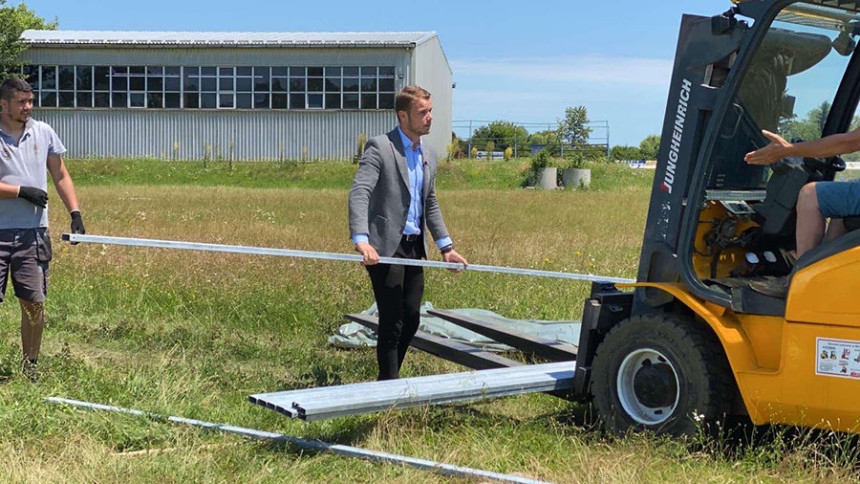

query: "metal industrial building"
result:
(18, 30), (453, 160)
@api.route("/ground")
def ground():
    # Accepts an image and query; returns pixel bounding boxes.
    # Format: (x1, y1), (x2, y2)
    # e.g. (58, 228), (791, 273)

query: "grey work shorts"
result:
(0, 228), (52, 303)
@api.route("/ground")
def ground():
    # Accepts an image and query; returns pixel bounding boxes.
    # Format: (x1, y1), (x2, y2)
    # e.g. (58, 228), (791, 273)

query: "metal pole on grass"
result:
(45, 397), (553, 484)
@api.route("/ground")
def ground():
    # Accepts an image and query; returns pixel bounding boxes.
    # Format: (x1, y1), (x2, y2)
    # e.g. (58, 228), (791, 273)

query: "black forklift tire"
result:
(591, 313), (734, 437)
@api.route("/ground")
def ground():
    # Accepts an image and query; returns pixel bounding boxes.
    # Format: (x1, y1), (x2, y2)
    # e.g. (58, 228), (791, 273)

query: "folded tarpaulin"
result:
(328, 302), (581, 351)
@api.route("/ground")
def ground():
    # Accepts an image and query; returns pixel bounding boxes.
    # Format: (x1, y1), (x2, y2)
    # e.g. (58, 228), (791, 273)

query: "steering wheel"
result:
(791, 137), (846, 178)
(802, 155), (846, 177)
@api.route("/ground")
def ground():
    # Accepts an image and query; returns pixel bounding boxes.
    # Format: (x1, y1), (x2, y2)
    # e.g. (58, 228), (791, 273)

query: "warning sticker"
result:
(816, 338), (860, 380)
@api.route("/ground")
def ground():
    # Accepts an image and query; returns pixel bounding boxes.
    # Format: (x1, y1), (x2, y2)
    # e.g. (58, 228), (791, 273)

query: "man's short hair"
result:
(395, 86), (431, 113)
(1, 78), (33, 101)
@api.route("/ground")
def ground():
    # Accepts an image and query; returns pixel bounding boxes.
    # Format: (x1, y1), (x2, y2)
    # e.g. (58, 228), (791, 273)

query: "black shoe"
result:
(748, 275), (790, 298)
(21, 359), (39, 383)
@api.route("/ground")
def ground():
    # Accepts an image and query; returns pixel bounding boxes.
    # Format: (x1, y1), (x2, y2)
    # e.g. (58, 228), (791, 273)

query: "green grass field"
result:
(0, 160), (856, 483)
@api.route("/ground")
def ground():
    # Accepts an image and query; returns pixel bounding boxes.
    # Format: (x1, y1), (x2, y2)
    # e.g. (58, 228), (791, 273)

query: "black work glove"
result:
(17, 186), (47, 208)
(70, 210), (85, 245)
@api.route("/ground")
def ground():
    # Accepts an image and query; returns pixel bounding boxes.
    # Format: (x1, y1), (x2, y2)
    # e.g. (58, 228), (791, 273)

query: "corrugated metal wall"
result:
(413, 36), (454, 158)
(37, 109), (396, 160)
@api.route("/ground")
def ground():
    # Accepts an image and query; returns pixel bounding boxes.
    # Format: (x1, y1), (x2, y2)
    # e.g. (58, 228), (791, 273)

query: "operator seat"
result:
(753, 160), (811, 236)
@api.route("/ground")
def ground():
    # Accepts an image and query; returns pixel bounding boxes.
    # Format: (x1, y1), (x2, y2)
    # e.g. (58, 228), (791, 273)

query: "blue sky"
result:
(27, 0), (732, 146)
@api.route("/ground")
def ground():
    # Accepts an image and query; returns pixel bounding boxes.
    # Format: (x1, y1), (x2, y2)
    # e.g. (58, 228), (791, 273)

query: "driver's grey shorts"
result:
(0, 228), (52, 303)
(816, 180), (860, 219)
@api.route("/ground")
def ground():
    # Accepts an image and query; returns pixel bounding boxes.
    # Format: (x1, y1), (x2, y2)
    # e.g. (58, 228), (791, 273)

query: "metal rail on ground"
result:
(249, 361), (575, 421)
(428, 309), (579, 361)
(344, 313), (522, 370)
(46, 397), (553, 484)
(62, 233), (635, 284)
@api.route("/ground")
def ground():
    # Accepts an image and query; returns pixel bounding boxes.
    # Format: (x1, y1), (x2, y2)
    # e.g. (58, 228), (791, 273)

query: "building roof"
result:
(21, 30), (437, 48)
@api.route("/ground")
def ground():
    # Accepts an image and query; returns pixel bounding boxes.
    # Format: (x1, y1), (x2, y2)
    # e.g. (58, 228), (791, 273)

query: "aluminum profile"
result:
(249, 361), (576, 421)
(428, 309), (579, 361)
(63, 234), (637, 284)
(46, 397), (553, 484)
(344, 313), (522, 370)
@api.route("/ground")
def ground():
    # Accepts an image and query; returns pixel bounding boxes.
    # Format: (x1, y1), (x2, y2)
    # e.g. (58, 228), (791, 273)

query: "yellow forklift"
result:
(572, 0), (860, 436)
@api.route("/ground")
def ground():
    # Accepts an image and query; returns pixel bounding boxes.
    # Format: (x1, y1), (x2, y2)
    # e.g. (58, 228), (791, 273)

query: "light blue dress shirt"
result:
(353, 127), (453, 251)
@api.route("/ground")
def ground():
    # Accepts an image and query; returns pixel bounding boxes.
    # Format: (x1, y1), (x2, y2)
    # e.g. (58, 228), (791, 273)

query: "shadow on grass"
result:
(261, 418), (380, 456)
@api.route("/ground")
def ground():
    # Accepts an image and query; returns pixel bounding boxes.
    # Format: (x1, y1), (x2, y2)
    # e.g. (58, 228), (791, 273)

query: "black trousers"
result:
(366, 236), (424, 380)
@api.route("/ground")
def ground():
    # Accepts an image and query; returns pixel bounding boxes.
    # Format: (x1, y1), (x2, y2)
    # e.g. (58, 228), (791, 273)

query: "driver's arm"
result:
(745, 128), (860, 166)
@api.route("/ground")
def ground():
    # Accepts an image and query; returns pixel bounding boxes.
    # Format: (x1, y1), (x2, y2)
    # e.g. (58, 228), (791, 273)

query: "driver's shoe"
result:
(748, 275), (790, 298)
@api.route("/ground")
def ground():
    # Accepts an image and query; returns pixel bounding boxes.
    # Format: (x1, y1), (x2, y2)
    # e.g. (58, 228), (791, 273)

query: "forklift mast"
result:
(635, 11), (749, 310)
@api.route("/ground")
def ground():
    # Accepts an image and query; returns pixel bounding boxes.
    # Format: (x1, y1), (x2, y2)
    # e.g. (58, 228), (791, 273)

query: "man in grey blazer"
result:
(349, 85), (467, 380)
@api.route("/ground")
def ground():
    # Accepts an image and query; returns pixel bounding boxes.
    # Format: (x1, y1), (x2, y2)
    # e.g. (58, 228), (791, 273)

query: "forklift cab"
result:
(636, 0), (860, 316)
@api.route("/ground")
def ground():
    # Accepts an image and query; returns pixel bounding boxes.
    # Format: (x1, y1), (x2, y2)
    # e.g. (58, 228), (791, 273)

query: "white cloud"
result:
(451, 55), (673, 87)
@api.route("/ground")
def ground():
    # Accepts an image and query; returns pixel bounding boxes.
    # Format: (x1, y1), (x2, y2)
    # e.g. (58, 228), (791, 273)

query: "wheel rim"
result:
(616, 348), (679, 425)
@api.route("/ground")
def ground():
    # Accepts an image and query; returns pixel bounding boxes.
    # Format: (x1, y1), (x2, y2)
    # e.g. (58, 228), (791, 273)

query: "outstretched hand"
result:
(745, 130), (791, 166)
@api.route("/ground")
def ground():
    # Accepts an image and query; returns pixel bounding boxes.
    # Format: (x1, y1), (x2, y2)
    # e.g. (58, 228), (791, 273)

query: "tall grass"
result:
(66, 157), (656, 192)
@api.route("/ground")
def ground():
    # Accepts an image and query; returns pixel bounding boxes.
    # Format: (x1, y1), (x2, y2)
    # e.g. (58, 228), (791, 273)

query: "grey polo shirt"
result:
(0, 119), (66, 229)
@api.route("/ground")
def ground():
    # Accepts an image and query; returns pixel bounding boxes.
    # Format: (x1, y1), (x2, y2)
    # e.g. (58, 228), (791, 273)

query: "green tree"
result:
(529, 129), (561, 156)
(556, 106), (592, 149)
(0, 2), (57, 82)
(485, 140), (495, 160)
(470, 121), (529, 152)
(610, 145), (644, 161)
(779, 101), (831, 143)
(639, 135), (661, 160)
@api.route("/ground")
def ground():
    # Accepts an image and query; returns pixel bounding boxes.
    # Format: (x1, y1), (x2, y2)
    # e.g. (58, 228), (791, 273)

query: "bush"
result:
(504, 147), (513, 160)
(446, 139), (460, 161)
(485, 141), (495, 160)
(567, 151), (587, 170)
(354, 133), (367, 164)
(525, 149), (561, 186)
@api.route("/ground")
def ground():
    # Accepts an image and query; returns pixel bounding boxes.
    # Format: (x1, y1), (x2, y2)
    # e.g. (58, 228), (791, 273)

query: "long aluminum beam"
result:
(344, 313), (522, 370)
(250, 361), (575, 421)
(45, 397), (552, 484)
(62, 233), (635, 284)
(428, 309), (579, 361)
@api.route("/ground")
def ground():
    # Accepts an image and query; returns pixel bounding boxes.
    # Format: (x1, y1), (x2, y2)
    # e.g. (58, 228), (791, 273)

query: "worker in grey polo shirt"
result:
(0, 78), (84, 380)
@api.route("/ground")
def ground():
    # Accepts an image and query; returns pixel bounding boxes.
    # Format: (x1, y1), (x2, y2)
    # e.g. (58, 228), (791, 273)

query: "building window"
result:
(218, 67), (234, 109)
(25, 64), (398, 111)
(58, 65), (74, 108)
(165, 66), (181, 109)
(94, 66), (110, 107)
(129, 66), (145, 108)
(200, 67), (217, 109)
(22, 66), (39, 105)
(183, 66), (199, 109)
(289, 66), (306, 110)
(253, 66), (270, 109)
(111, 66), (128, 108)
(272, 67), (287, 109)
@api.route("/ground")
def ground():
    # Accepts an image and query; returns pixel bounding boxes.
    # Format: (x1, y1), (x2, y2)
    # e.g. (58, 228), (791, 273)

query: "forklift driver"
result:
(745, 128), (860, 297)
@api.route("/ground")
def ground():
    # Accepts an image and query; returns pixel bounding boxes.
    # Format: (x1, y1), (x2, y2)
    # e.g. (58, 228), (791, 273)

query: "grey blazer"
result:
(348, 128), (450, 258)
